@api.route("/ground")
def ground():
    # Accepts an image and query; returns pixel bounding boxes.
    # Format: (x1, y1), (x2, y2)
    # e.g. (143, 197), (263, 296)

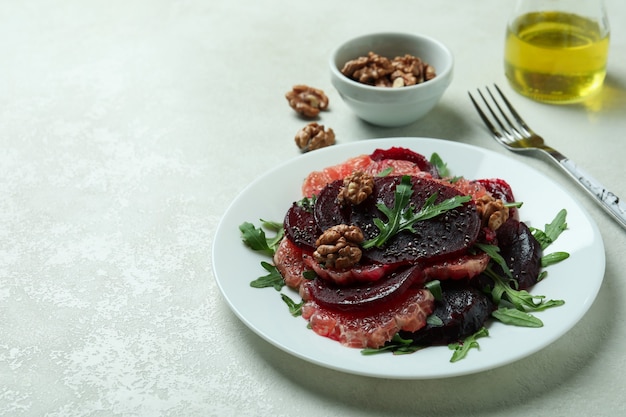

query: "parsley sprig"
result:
(362, 176), (471, 249)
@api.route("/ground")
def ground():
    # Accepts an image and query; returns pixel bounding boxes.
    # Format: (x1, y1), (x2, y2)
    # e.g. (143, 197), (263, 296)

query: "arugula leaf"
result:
(475, 243), (513, 279)
(528, 210), (571, 272)
(281, 293), (304, 316)
(377, 167), (394, 177)
(429, 153), (463, 182)
(425, 279), (443, 301)
(429, 152), (449, 177)
(530, 209), (568, 250)
(362, 176), (471, 249)
(361, 334), (423, 356)
(492, 307), (543, 327)
(296, 196), (316, 212)
(302, 270), (317, 280)
(239, 220), (284, 257)
(448, 327), (489, 362)
(483, 266), (564, 312)
(426, 314), (444, 327)
(250, 261), (284, 291)
(541, 251), (570, 267)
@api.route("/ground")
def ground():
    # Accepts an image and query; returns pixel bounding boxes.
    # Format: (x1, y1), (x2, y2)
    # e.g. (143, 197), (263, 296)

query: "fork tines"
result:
(468, 84), (531, 140)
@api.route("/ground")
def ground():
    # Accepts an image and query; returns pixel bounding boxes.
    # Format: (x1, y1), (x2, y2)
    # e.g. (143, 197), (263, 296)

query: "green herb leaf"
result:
(362, 176), (470, 249)
(426, 314), (444, 327)
(537, 271), (548, 282)
(377, 167), (394, 177)
(239, 220), (284, 256)
(448, 327), (489, 362)
(430, 152), (449, 177)
(541, 251), (570, 268)
(475, 243), (513, 279)
(492, 307), (543, 327)
(302, 270), (317, 280)
(296, 196), (316, 212)
(425, 279), (443, 301)
(530, 209), (568, 250)
(483, 266), (564, 312)
(281, 293), (304, 316)
(250, 261), (284, 291)
(361, 334), (423, 356)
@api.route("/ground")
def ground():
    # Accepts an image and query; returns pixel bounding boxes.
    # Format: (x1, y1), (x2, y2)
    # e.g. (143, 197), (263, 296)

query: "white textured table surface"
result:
(1, 1), (625, 416)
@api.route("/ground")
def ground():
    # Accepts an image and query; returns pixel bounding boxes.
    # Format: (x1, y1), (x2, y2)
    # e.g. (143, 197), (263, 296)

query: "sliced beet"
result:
(405, 282), (494, 345)
(313, 179), (350, 231)
(369, 147), (439, 178)
(302, 254), (399, 285)
(495, 217), (542, 289)
(475, 178), (515, 201)
(356, 176), (481, 265)
(283, 202), (319, 251)
(303, 265), (425, 313)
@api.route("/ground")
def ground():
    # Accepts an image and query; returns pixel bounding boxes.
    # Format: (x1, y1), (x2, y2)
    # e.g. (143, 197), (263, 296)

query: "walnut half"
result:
(285, 85), (329, 118)
(390, 54), (436, 87)
(341, 51), (437, 88)
(340, 52), (394, 87)
(314, 224), (364, 270)
(338, 171), (374, 206)
(295, 122), (335, 152)
(476, 195), (510, 231)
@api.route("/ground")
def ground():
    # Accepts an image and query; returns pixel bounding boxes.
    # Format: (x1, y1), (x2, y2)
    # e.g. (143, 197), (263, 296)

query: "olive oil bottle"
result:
(504, 5), (610, 103)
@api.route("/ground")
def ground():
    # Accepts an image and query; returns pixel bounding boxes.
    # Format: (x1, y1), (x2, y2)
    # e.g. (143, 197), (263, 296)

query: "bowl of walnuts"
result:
(329, 32), (453, 127)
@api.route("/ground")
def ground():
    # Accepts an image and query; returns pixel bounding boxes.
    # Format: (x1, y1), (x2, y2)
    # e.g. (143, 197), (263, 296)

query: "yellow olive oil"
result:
(504, 11), (609, 103)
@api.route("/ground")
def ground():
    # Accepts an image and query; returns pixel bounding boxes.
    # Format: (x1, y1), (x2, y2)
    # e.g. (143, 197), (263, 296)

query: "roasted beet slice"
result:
(356, 176), (481, 265)
(495, 217), (542, 289)
(302, 265), (425, 312)
(283, 202), (319, 251)
(302, 254), (399, 285)
(405, 282), (494, 345)
(313, 179), (350, 231)
(475, 178), (515, 202)
(370, 147), (439, 178)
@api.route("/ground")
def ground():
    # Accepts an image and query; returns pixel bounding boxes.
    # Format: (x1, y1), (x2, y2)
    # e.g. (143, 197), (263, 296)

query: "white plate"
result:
(212, 137), (605, 379)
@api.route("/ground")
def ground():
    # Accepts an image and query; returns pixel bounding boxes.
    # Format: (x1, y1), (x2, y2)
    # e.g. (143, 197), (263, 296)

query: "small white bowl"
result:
(329, 32), (454, 127)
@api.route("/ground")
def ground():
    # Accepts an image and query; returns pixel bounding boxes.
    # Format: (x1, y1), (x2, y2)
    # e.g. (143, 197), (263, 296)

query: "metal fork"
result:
(469, 84), (626, 230)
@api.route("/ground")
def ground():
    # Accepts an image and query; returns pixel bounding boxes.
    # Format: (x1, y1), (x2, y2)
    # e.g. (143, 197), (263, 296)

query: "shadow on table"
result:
(341, 103), (478, 145)
(578, 74), (626, 114)
(244, 277), (614, 417)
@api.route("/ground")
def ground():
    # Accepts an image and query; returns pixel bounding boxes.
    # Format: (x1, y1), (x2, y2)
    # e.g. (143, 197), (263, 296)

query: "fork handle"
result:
(554, 156), (626, 229)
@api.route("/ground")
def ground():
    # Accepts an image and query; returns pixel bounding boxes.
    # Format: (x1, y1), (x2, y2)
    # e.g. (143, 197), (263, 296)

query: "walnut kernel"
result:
(341, 52), (436, 88)
(340, 52), (394, 86)
(314, 224), (364, 270)
(338, 171), (374, 206)
(476, 195), (510, 231)
(295, 122), (335, 152)
(285, 85), (329, 118)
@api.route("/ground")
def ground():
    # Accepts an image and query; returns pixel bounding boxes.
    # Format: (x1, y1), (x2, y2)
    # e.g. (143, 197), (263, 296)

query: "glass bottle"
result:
(504, 0), (610, 103)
